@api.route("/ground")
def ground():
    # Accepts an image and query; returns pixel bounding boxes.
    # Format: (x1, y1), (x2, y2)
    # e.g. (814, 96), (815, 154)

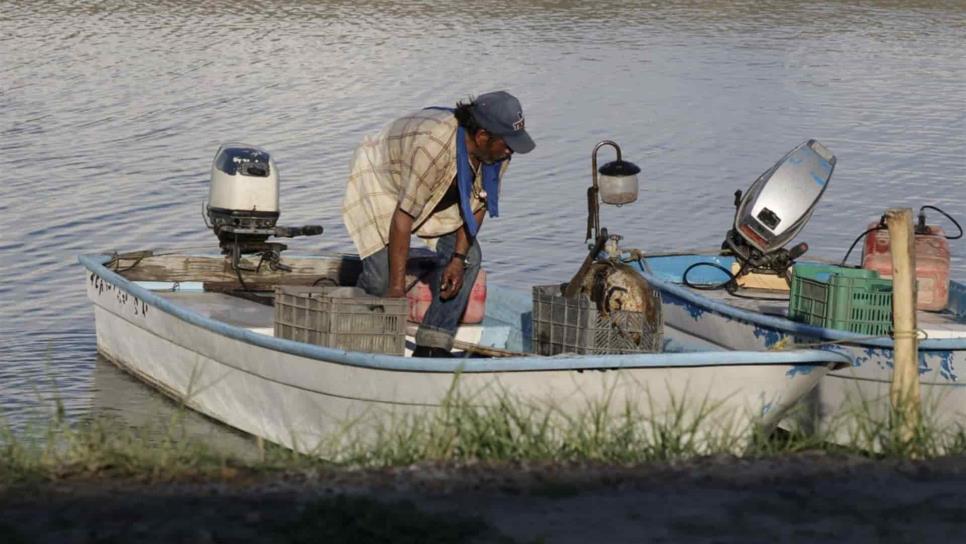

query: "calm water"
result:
(2, 0), (965, 435)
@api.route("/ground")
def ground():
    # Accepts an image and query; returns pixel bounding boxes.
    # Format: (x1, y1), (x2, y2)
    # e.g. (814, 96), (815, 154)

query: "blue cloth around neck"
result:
(424, 106), (503, 238)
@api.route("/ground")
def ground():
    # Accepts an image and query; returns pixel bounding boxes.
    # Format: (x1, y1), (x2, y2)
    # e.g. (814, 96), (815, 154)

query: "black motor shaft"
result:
(274, 225), (324, 238)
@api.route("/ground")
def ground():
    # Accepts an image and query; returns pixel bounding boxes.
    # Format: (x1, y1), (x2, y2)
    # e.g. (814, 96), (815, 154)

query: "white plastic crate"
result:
(531, 284), (662, 356)
(274, 286), (407, 355)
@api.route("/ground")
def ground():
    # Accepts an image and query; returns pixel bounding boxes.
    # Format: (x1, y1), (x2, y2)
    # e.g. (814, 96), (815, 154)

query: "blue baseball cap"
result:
(471, 91), (535, 154)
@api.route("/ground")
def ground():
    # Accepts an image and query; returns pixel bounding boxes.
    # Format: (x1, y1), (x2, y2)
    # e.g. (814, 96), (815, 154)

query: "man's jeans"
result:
(356, 232), (481, 351)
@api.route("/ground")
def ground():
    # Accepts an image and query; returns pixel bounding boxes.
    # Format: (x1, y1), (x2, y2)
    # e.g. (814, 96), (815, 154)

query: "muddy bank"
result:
(3, 452), (966, 543)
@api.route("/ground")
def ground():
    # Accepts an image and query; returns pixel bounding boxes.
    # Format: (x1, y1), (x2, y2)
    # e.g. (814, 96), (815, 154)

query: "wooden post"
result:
(885, 208), (921, 444)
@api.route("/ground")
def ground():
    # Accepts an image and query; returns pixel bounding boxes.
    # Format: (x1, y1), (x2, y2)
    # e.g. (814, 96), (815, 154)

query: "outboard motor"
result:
(206, 144), (322, 272)
(722, 139), (836, 276)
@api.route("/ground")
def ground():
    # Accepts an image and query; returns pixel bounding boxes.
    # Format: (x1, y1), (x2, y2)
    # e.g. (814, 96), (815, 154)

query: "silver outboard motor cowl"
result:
(723, 139), (836, 274)
(206, 144), (322, 274)
(207, 144), (280, 251)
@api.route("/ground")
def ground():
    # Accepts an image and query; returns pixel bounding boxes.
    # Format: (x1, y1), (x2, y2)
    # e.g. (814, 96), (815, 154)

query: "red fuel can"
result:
(407, 269), (487, 324)
(861, 222), (950, 311)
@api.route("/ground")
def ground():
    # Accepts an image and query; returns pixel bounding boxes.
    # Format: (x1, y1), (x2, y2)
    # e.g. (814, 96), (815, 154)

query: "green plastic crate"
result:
(788, 264), (893, 335)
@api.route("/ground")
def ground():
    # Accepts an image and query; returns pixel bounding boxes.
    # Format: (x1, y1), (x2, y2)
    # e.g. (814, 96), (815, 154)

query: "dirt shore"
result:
(3, 452), (966, 543)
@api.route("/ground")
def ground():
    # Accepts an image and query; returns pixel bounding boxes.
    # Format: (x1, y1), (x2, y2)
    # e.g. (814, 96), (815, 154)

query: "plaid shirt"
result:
(342, 108), (509, 258)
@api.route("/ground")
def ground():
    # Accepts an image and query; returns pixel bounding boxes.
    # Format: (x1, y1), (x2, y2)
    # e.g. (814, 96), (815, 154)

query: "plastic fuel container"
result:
(861, 222), (950, 311)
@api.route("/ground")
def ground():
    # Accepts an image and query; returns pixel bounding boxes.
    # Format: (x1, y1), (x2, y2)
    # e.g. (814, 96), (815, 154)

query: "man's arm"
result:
(440, 207), (485, 299)
(385, 206), (415, 298)
(452, 207), (485, 257)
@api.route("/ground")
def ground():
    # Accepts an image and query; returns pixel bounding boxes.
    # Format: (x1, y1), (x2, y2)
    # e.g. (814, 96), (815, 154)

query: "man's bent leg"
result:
(356, 248), (390, 296)
(415, 233), (481, 351)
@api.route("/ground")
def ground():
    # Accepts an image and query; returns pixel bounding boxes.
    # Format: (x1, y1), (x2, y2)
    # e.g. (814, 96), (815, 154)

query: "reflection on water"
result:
(1, 0), (964, 433)
(90, 355), (260, 459)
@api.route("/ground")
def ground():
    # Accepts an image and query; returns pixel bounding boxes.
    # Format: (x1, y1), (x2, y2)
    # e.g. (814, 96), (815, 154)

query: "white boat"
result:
(636, 253), (966, 437)
(80, 251), (851, 455)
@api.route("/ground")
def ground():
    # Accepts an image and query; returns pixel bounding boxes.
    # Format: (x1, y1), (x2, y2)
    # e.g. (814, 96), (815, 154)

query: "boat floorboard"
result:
(156, 292), (275, 329)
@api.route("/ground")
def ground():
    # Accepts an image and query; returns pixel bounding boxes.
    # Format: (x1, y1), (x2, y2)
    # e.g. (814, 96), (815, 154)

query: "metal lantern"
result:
(586, 140), (641, 243)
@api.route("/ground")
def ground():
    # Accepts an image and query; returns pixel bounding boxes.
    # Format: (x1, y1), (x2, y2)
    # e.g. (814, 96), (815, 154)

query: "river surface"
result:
(2, 0), (964, 439)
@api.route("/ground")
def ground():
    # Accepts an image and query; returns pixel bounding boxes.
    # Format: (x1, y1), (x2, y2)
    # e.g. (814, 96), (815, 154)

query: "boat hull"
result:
(641, 255), (966, 437)
(82, 254), (847, 454)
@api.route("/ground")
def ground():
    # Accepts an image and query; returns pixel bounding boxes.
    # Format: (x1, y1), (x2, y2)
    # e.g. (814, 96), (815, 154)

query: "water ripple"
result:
(1, 0), (964, 428)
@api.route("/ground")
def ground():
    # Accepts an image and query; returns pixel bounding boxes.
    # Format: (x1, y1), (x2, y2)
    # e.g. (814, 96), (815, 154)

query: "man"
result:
(342, 91), (535, 357)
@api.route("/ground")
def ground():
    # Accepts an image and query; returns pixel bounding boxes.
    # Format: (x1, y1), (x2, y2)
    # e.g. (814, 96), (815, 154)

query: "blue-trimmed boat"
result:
(80, 251), (851, 454)
(634, 254), (966, 435)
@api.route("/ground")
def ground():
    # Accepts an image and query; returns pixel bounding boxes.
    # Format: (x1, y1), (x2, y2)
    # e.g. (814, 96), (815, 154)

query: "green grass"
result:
(809, 391), (966, 459)
(325, 385), (751, 467)
(3, 380), (966, 486)
(0, 413), (246, 485)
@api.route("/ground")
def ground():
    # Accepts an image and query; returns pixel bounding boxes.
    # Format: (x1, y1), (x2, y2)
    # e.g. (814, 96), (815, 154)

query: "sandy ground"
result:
(3, 452), (966, 543)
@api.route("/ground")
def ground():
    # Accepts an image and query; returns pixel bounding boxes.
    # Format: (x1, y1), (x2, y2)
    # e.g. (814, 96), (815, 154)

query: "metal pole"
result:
(589, 140), (621, 243)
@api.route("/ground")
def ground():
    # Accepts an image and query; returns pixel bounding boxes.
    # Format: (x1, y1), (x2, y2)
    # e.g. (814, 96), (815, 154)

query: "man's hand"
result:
(440, 258), (465, 300)
(385, 286), (407, 298)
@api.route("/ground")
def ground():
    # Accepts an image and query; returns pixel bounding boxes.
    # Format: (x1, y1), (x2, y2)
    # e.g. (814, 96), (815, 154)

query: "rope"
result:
(892, 329), (924, 340)
(405, 267), (435, 294)
(106, 251), (147, 273)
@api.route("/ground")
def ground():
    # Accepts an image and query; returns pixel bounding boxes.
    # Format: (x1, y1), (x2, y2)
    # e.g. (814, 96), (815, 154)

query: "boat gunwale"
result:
(638, 256), (966, 351)
(79, 253), (851, 373)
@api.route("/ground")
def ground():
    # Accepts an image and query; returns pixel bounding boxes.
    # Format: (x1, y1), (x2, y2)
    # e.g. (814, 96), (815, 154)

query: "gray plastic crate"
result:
(532, 284), (662, 356)
(274, 286), (407, 355)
